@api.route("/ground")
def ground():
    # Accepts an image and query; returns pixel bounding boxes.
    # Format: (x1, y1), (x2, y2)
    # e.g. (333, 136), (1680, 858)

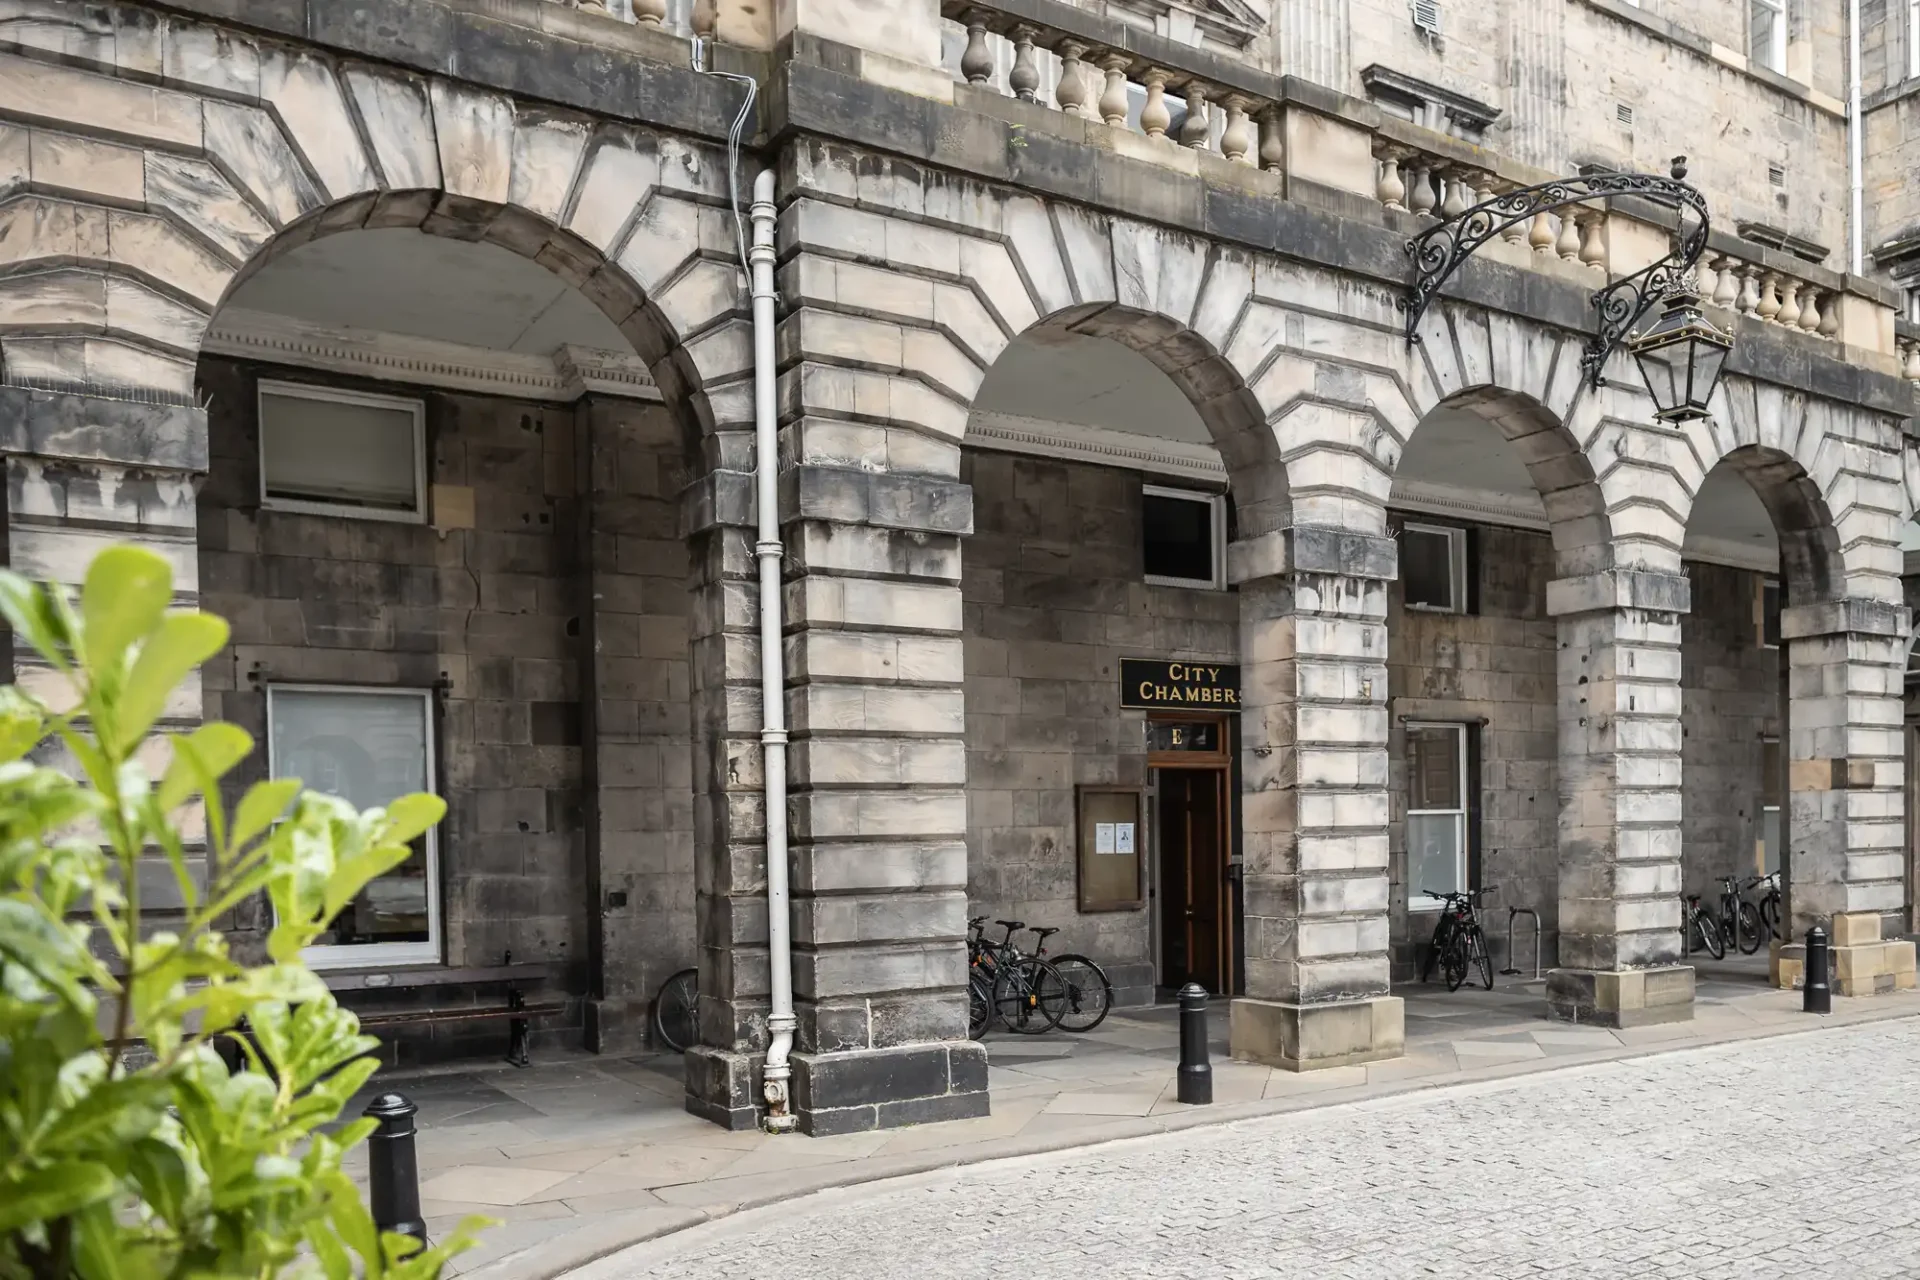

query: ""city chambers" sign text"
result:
(1119, 659), (1241, 710)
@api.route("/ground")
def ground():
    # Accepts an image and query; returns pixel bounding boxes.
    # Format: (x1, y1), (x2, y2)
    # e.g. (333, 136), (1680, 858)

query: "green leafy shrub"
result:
(0, 546), (487, 1277)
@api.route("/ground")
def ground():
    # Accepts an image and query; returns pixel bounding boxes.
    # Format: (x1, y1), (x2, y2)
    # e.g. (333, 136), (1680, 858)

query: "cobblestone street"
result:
(582, 1018), (1920, 1280)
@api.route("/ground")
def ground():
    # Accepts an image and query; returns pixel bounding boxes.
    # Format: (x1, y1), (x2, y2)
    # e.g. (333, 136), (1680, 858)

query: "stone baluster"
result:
(1528, 209), (1556, 254)
(630, 0), (665, 22)
(1776, 279), (1800, 327)
(1097, 55), (1130, 127)
(1141, 70), (1172, 138)
(1407, 161), (1437, 217)
(1555, 212), (1581, 262)
(1737, 265), (1762, 316)
(1818, 295), (1841, 339)
(1499, 185), (1529, 246)
(1438, 168), (1468, 218)
(691, 0), (717, 32)
(1469, 171), (1498, 210)
(1053, 41), (1091, 118)
(960, 11), (994, 85)
(1796, 285), (1822, 333)
(1905, 339), (1920, 381)
(1179, 83), (1211, 149)
(1756, 271), (1782, 323)
(1375, 148), (1408, 210)
(1693, 256), (1717, 300)
(575, 0), (611, 14)
(1220, 96), (1254, 164)
(1710, 255), (1741, 310)
(1008, 25), (1040, 102)
(1257, 106), (1285, 172)
(1577, 211), (1607, 273)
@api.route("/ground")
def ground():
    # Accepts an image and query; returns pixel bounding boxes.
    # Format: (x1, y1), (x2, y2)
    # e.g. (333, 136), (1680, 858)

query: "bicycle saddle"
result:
(968, 915), (988, 926)
(994, 919), (1026, 931)
(1030, 926), (1060, 939)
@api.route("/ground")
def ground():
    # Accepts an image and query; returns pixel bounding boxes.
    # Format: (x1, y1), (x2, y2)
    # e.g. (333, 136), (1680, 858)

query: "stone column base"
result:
(1228, 996), (1404, 1071)
(1545, 966), (1694, 1028)
(792, 1042), (990, 1136)
(1772, 914), (1917, 995)
(684, 1041), (992, 1134)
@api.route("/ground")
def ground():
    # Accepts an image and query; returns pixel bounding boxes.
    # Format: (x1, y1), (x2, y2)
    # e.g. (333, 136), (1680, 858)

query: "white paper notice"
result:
(1095, 822), (1116, 854)
(1115, 823), (1135, 854)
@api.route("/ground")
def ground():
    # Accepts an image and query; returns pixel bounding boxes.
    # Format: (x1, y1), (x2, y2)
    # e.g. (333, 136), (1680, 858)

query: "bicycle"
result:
(652, 967), (698, 1053)
(1420, 887), (1494, 992)
(1752, 871), (1782, 943)
(967, 917), (1067, 1034)
(1024, 926), (1113, 1032)
(1682, 891), (1725, 959)
(1714, 874), (1763, 956)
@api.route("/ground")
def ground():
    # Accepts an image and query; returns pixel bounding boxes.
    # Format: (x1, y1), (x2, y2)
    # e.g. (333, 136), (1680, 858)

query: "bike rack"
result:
(1499, 906), (1541, 979)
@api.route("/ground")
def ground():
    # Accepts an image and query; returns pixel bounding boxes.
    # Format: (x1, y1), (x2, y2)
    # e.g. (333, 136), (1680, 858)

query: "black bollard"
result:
(365, 1093), (427, 1244)
(1803, 925), (1831, 1015)
(1176, 982), (1212, 1105)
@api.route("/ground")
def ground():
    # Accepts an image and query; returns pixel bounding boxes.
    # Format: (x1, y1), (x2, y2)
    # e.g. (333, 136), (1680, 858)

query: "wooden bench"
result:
(325, 956), (568, 1067)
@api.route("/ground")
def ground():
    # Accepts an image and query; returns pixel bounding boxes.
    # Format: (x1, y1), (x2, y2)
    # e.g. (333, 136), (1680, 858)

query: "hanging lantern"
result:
(1627, 286), (1733, 422)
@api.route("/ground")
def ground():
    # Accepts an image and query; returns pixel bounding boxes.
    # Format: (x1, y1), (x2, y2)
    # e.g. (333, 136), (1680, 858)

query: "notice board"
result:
(1077, 784), (1145, 912)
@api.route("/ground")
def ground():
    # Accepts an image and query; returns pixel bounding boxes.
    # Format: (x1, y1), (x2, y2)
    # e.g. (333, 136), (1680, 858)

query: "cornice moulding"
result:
(202, 309), (662, 404)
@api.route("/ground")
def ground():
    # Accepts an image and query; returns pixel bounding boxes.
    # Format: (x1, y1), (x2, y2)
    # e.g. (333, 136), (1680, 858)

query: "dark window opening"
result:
(1143, 489), (1218, 586)
(1402, 524), (1462, 612)
(1761, 579), (1781, 648)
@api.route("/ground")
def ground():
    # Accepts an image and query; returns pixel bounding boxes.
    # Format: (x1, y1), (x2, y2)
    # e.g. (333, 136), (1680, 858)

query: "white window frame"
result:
(1759, 577), (1782, 650)
(1759, 734), (1782, 877)
(267, 684), (441, 969)
(1910, 0), (1920, 80)
(1405, 721), (1469, 913)
(1401, 522), (1468, 614)
(1142, 485), (1227, 590)
(257, 380), (428, 524)
(1750, 0), (1787, 73)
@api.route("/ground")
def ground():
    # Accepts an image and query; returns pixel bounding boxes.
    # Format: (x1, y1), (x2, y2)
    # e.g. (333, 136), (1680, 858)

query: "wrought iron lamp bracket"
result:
(1402, 161), (1711, 388)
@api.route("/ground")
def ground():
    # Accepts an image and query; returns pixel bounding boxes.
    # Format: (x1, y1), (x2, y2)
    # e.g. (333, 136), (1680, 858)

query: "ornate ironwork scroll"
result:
(1403, 159), (1711, 387)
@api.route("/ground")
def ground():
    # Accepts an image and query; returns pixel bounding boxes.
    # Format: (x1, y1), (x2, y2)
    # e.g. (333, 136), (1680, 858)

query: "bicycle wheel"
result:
(1736, 901), (1762, 955)
(1759, 894), (1780, 941)
(1048, 954), (1113, 1032)
(1464, 926), (1493, 990)
(1442, 937), (1470, 991)
(993, 959), (1067, 1034)
(1421, 920), (1452, 984)
(652, 967), (698, 1053)
(968, 970), (993, 1039)
(1693, 909), (1726, 960)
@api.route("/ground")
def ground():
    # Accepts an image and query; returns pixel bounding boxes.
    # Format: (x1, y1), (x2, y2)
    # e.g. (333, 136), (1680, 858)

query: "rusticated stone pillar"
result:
(1228, 526), (1404, 1071)
(1544, 570), (1693, 1028)
(1772, 599), (1916, 996)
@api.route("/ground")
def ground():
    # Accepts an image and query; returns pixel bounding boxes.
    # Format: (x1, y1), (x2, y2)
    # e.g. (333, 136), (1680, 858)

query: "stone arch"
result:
(1690, 444), (1846, 603)
(0, 45), (746, 438)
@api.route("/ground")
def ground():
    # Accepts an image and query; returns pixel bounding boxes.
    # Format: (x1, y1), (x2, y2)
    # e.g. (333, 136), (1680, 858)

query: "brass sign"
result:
(1120, 659), (1240, 711)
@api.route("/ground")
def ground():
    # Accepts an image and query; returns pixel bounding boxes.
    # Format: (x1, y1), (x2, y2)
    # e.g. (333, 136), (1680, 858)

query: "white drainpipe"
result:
(748, 167), (797, 1133)
(1849, 0), (1864, 274)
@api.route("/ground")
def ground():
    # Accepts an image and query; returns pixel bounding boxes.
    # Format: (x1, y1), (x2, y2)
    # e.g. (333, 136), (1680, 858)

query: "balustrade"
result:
(1695, 253), (1841, 342)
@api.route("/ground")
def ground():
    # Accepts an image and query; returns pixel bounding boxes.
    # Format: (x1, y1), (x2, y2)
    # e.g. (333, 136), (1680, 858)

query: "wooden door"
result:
(1160, 768), (1230, 994)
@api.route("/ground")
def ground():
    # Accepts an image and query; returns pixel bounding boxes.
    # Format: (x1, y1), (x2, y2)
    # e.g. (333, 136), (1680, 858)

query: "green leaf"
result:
(379, 793), (447, 846)
(0, 1161), (119, 1233)
(0, 898), (96, 1008)
(113, 612), (230, 753)
(0, 571), (73, 671)
(83, 546), (173, 675)
(0, 685), (46, 763)
(157, 723), (253, 812)
(124, 1136), (191, 1229)
(231, 777), (301, 852)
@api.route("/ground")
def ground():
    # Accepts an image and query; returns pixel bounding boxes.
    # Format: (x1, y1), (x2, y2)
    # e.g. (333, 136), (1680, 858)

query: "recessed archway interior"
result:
(215, 226), (636, 359)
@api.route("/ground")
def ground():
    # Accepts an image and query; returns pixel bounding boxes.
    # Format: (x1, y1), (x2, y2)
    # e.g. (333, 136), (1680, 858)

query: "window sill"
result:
(1144, 574), (1226, 591)
(262, 497), (427, 525)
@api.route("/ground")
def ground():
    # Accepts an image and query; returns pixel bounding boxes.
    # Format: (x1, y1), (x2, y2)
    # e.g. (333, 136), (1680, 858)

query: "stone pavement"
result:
(588, 1014), (1920, 1280)
(342, 962), (1919, 1279)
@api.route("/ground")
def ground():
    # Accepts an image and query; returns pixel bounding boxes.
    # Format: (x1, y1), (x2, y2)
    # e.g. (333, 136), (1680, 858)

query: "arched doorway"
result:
(194, 216), (709, 1062)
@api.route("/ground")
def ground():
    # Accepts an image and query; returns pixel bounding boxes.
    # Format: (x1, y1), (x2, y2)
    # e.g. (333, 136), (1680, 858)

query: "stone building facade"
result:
(7, 0), (1920, 1133)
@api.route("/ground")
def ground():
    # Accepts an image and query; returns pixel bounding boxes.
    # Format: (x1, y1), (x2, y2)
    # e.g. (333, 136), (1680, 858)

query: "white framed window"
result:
(1910, 0), (1920, 79)
(267, 685), (441, 968)
(1406, 722), (1469, 912)
(258, 380), (426, 522)
(1759, 577), (1782, 649)
(1142, 485), (1227, 590)
(1758, 736), (1781, 877)
(1750, 0), (1787, 72)
(1401, 523), (1468, 613)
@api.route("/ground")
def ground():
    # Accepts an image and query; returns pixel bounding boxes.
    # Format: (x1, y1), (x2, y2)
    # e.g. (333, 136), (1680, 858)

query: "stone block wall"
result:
(1679, 560), (1782, 900)
(1386, 521), (1557, 976)
(195, 356), (698, 1061)
(961, 449), (1236, 1002)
